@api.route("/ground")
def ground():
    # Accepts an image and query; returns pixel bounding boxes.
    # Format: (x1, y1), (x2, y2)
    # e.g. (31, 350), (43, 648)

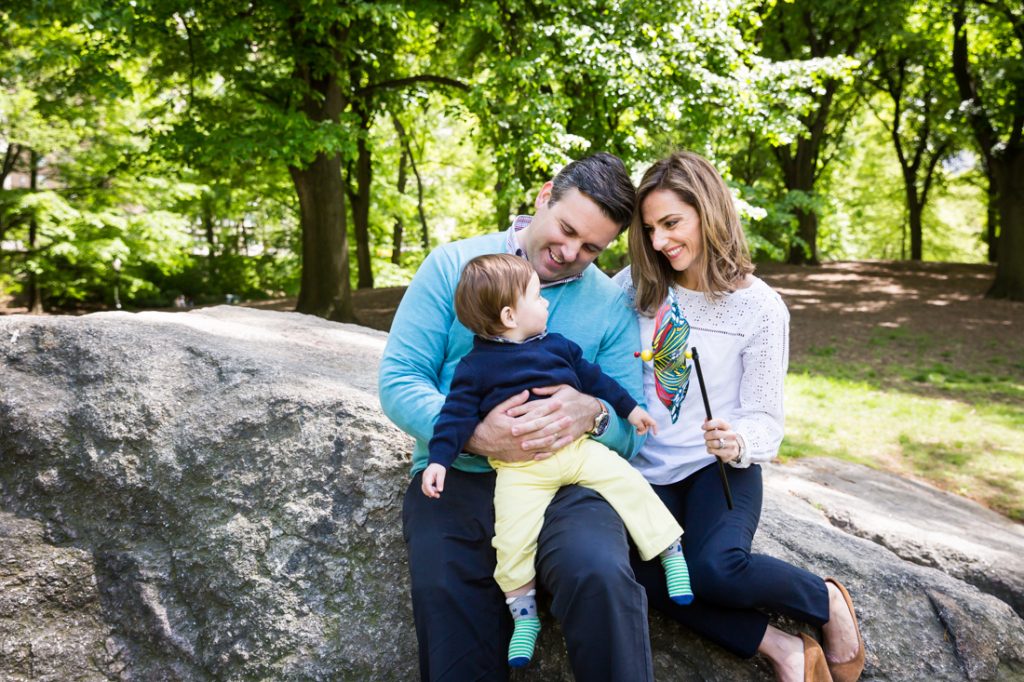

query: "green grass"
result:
(790, 354), (1024, 405)
(782, 371), (1024, 521)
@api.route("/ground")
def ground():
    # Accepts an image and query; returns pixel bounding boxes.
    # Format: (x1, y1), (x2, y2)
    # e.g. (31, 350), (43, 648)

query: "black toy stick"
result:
(688, 347), (734, 510)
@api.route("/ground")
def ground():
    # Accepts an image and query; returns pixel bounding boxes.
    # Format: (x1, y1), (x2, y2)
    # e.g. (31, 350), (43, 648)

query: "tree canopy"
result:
(1, 0), (1019, 315)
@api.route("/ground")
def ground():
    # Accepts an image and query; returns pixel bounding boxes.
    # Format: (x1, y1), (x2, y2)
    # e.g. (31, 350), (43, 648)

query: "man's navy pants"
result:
(402, 467), (654, 681)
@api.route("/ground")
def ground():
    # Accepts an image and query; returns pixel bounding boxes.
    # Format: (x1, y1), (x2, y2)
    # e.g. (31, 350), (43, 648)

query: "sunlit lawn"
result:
(782, 367), (1024, 522)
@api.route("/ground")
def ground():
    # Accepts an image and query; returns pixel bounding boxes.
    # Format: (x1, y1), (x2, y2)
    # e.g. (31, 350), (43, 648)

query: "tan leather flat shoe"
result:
(824, 577), (865, 682)
(801, 633), (834, 682)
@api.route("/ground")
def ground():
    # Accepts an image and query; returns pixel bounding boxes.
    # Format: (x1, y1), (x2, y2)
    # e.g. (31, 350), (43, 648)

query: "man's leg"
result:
(535, 485), (654, 682)
(402, 468), (510, 682)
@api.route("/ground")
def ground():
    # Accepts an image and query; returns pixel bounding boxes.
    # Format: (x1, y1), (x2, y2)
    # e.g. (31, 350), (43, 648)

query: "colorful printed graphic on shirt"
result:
(650, 290), (691, 423)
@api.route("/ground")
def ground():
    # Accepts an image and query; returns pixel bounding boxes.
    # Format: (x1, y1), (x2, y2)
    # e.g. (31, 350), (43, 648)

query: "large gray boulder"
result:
(1, 307), (1022, 681)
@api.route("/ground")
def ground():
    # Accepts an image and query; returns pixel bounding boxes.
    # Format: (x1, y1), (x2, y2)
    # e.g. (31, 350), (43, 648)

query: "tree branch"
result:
(952, 2), (998, 162)
(392, 112), (430, 250)
(1, 143), (20, 187)
(355, 75), (469, 98)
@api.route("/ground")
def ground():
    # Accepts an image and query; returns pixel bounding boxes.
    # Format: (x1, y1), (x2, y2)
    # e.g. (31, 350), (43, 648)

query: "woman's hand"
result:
(702, 418), (741, 463)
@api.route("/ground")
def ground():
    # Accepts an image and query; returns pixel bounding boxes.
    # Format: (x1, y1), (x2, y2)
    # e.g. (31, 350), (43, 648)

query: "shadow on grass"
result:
(896, 434), (1024, 522)
(789, 356), (1024, 410)
(777, 437), (876, 469)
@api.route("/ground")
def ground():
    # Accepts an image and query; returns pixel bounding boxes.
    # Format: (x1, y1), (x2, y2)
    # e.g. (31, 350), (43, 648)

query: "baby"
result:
(424, 253), (692, 668)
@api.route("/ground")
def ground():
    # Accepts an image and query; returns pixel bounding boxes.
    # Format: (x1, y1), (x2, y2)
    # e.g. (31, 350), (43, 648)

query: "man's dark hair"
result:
(548, 152), (636, 233)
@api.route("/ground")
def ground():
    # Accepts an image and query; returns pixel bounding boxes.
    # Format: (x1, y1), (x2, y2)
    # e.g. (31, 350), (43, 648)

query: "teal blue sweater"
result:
(379, 230), (644, 476)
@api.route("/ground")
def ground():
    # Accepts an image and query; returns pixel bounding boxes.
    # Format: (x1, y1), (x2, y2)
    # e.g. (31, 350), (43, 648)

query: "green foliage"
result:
(0, 0), (1001, 308)
(821, 109), (987, 261)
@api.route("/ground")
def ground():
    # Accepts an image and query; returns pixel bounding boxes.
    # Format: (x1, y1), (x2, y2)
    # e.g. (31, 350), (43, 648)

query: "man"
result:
(379, 152), (650, 681)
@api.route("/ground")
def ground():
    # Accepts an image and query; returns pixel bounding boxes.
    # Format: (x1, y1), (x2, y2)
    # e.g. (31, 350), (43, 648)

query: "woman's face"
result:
(640, 189), (702, 287)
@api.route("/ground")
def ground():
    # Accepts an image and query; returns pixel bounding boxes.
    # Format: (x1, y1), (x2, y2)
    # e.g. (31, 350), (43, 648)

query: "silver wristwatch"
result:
(590, 402), (610, 437)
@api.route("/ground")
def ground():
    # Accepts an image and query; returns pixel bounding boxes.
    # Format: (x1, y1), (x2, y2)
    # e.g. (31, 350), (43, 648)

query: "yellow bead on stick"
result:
(685, 350), (693, 360)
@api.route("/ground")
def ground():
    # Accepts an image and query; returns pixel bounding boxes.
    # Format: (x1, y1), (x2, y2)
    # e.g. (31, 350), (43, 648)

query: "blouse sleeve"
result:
(730, 291), (790, 468)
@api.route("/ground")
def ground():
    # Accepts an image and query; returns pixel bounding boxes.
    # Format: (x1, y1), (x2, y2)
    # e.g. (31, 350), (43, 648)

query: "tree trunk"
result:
(907, 196), (923, 261)
(411, 150), (429, 251)
(987, 152), (1024, 300)
(790, 210), (819, 265)
(27, 150), (43, 314)
(392, 149), (408, 265)
(349, 104), (373, 290)
(288, 19), (353, 321)
(289, 153), (354, 321)
(778, 140), (820, 265)
(986, 177), (998, 263)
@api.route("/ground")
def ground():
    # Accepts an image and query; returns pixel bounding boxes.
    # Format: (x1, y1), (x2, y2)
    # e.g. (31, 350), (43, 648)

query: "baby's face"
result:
(512, 272), (549, 337)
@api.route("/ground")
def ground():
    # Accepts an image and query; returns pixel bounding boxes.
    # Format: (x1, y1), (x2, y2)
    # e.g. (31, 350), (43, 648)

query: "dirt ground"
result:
(349, 261), (1024, 388)
(5, 261), (1023, 393)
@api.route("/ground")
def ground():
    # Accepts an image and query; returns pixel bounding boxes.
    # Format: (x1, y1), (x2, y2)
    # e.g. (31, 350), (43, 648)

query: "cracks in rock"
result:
(926, 590), (975, 681)
(792, 490), (1024, 621)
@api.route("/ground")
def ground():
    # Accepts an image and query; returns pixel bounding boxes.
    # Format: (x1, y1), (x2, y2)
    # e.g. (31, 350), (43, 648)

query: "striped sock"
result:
(660, 538), (693, 605)
(506, 592), (540, 668)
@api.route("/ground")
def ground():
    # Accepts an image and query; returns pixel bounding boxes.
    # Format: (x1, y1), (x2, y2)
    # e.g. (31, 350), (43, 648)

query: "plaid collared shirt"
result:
(505, 215), (585, 289)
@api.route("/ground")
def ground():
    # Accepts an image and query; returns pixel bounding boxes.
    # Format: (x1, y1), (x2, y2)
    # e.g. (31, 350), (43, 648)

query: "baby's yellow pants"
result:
(489, 436), (683, 593)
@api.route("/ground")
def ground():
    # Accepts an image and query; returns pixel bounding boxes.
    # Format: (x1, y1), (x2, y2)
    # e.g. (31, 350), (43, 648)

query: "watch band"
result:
(590, 401), (610, 437)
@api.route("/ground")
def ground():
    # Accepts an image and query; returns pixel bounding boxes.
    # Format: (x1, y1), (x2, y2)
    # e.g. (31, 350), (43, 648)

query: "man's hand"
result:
(515, 385), (600, 456)
(465, 385), (601, 462)
(421, 463), (447, 498)
(464, 390), (537, 462)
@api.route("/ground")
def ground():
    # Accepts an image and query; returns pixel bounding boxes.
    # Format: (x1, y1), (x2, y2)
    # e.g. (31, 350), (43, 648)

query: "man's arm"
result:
(584, 293), (645, 459)
(379, 248), (457, 444)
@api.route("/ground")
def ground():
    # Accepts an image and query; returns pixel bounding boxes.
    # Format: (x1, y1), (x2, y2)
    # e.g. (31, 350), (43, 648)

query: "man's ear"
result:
(534, 181), (554, 210)
(499, 305), (517, 330)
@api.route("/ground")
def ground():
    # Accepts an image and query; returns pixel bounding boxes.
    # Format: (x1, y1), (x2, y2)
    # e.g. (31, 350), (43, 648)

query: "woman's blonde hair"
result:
(628, 151), (754, 316)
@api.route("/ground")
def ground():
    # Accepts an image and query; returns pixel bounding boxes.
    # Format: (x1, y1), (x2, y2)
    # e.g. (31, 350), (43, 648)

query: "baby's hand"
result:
(421, 463), (447, 499)
(628, 406), (658, 436)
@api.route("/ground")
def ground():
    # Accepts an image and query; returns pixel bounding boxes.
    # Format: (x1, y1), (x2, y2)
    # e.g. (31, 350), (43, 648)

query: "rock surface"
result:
(1, 307), (1022, 681)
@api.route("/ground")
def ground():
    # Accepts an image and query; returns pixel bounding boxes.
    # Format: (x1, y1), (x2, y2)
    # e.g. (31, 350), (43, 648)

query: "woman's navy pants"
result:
(632, 461), (830, 658)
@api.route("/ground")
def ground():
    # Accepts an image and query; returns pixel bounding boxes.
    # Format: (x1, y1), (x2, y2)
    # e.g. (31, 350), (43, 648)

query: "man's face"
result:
(519, 182), (621, 282)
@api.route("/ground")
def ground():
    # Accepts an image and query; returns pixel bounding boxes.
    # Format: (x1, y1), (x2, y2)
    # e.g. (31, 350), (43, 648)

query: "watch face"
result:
(593, 411), (609, 436)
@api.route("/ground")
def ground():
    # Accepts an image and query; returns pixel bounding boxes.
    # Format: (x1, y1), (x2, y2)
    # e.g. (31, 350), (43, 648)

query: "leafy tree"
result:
(127, 0), (473, 318)
(867, 3), (961, 260)
(952, 0), (1024, 299)
(1, 10), (190, 312)
(756, 0), (908, 264)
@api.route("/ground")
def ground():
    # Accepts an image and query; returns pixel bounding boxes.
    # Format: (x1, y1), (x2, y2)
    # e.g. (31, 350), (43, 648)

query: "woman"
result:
(613, 151), (865, 682)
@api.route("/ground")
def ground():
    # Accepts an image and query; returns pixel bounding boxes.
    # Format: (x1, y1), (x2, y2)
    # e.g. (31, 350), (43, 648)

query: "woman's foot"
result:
(800, 633), (834, 682)
(758, 625), (806, 682)
(822, 578), (865, 682)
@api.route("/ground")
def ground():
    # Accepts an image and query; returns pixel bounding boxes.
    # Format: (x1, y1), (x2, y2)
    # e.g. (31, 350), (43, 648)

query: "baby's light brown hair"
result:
(455, 254), (534, 337)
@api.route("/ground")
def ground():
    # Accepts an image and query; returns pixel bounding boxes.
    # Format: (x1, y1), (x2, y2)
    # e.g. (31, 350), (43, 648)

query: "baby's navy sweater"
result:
(428, 332), (638, 468)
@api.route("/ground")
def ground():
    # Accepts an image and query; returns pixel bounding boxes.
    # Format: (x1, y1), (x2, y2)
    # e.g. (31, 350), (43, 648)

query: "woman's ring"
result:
(717, 438), (725, 449)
